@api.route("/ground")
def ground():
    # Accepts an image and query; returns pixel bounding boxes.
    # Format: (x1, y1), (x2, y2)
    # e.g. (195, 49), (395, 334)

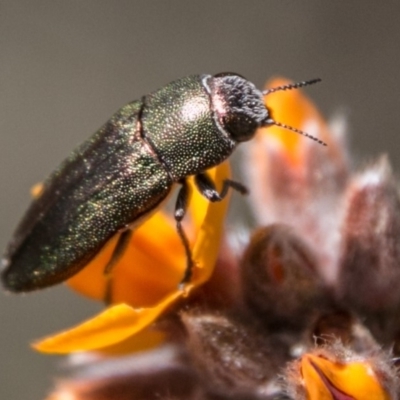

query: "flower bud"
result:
(338, 157), (400, 315)
(241, 224), (331, 331)
(181, 310), (288, 398)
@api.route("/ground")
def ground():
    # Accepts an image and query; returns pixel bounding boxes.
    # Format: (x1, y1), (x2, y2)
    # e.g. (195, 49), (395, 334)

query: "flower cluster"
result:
(41, 78), (400, 399)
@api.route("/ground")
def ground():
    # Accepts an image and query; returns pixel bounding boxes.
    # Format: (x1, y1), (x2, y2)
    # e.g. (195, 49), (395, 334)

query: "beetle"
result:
(1, 73), (323, 295)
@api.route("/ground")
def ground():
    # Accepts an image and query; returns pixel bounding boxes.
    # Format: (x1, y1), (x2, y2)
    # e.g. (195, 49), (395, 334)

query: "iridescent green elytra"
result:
(2, 73), (321, 293)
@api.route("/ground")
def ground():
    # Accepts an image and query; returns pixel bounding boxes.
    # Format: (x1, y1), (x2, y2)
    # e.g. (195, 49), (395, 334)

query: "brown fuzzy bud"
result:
(241, 224), (331, 331)
(181, 310), (289, 398)
(338, 156), (400, 315)
(244, 113), (349, 283)
(310, 311), (379, 355)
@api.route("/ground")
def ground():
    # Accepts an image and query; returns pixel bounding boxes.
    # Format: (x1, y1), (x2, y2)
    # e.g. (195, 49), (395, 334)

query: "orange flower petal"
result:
(191, 161), (231, 286)
(67, 212), (184, 306)
(30, 182), (44, 198)
(35, 162), (230, 353)
(96, 329), (165, 356)
(301, 353), (391, 400)
(33, 292), (181, 354)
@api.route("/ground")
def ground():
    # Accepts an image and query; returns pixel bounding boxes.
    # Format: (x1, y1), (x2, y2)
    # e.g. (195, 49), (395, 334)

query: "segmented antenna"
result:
(262, 78), (326, 146)
(262, 78), (321, 96)
(264, 118), (327, 146)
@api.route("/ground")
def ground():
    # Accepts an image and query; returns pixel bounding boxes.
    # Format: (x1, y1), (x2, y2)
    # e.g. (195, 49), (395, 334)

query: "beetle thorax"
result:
(142, 75), (237, 181)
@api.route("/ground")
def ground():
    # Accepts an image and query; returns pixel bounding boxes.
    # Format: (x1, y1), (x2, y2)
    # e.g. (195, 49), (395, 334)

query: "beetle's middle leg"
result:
(103, 229), (133, 304)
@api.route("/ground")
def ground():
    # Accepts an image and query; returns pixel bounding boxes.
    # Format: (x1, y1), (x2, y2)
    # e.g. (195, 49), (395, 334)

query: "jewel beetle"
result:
(1, 73), (323, 294)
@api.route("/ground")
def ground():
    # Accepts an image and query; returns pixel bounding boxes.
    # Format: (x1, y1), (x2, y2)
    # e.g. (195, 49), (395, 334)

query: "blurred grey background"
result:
(1, 1), (400, 399)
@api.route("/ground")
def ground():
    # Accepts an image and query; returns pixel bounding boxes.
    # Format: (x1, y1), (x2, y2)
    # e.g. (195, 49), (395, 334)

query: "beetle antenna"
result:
(263, 118), (327, 146)
(262, 78), (321, 95)
(261, 78), (326, 146)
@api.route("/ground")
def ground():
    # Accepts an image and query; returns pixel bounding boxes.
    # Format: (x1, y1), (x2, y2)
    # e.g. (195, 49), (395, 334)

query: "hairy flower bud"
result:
(337, 156), (400, 344)
(181, 310), (288, 398)
(241, 224), (331, 331)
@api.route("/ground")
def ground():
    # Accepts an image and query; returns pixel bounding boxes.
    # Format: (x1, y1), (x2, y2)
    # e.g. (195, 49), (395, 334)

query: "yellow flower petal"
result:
(96, 329), (165, 356)
(34, 292), (181, 354)
(35, 162), (230, 353)
(30, 182), (44, 198)
(67, 212), (185, 306)
(301, 353), (391, 400)
(191, 161), (231, 285)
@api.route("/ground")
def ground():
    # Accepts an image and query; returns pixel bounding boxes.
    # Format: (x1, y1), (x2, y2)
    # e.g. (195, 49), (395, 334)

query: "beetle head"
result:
(210, 74), (326, 147)
(210, 73), (270, 143)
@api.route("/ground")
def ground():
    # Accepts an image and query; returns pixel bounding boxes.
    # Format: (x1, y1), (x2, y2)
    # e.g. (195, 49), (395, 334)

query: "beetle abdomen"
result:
(2, 102), (172, 291)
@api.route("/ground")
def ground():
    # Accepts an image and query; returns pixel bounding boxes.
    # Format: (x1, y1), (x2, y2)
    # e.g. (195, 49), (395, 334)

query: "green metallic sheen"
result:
(2, 73), (270, 292)
(143, 75), (236, 179)
(3, 101), (172, 291)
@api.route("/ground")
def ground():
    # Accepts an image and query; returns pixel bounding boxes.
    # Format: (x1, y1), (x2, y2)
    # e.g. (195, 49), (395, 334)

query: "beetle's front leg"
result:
(175, 174), (247, 287)
(194, 172), (248, 201)
(175, 179), (194, 286)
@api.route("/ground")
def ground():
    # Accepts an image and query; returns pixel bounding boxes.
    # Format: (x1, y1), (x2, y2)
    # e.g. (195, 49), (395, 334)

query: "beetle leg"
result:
(175, 179), (194, 286)
(104, 229), (133, 275)
(194, 172), (248, 202)
(103, 229), (133, 304)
